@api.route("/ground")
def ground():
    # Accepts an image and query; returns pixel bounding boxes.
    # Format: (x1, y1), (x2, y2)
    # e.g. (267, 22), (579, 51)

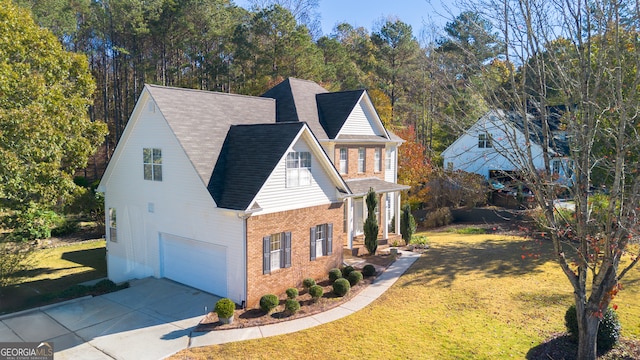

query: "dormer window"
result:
(478, 133), (492, 148)
(286, 151), (311, 187)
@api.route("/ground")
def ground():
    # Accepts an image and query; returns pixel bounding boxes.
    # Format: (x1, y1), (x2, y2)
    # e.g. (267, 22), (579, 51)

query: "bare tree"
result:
(447, 0), (640, 358)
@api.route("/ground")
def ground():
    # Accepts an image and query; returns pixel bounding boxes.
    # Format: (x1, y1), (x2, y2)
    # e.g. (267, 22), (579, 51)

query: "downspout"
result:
(237, 206), (260, 308)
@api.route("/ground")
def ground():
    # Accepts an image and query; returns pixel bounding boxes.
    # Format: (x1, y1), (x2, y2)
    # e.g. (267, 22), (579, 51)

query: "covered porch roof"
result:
(345, 178), (410, 197)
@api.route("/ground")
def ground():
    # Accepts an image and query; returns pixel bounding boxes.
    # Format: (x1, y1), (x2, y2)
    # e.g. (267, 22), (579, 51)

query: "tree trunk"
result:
(576, 303), (600, 360)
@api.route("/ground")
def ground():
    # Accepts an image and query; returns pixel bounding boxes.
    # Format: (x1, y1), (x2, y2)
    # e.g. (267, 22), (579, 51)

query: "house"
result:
(99, 78), (408, 307)
(441, 109), (573, 184)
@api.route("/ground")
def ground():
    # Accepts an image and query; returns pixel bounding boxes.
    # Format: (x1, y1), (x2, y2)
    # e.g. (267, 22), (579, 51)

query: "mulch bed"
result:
(526, 332), (640, 359)
(194, 253), (398, 332)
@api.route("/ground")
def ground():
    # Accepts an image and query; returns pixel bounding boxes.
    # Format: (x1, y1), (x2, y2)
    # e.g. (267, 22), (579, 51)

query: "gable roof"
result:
(261, 78), (329, 139)
(208, 122), (306, 210)
(146, 84), (275, 185)
(316, 90), (365, 139)
(497, 110), (569, 156)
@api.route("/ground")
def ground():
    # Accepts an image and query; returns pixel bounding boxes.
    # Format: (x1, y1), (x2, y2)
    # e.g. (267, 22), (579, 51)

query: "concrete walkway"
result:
(188, 249), (421, 349)
(0, 250), (420, 359)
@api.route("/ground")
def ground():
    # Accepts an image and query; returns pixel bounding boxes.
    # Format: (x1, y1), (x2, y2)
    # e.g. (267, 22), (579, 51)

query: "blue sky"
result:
(233, 0), (459, 39)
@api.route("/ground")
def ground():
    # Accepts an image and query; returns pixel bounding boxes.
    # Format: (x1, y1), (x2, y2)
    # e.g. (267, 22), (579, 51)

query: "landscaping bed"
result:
(194, 253), (397, 331)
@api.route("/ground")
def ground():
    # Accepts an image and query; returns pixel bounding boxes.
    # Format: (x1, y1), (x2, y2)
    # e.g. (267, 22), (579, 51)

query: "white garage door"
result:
(160, 233), (227, 297)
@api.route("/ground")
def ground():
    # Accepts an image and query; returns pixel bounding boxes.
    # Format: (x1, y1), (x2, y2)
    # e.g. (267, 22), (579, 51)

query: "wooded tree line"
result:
(13, 0), (505, 176)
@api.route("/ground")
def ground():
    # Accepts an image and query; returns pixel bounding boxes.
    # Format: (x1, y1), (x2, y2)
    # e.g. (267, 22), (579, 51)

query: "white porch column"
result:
(382, 193), (388, 239)
(346, 197), (353, 249)
(395, 191), (401, 235)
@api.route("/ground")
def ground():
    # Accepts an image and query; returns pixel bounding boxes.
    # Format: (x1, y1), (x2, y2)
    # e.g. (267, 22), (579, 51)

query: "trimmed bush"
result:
(347, 270), (363, 286)
(285, 299), (300, 315)
(286, 287), (298, 299)
(342, 265), (355, 278)
(214, 298), (235, 319)
(364, 188), (379, 255)
(333, 278), (351, 297)
(309, 285), (323, 300)
(302, 278), (316, 289)
(400, 203), (416, 245)
(565, 305), (621, 353)
(362, 264), (376, 277)
(328, 268), (342, 282)
(259, 294), (279, 314)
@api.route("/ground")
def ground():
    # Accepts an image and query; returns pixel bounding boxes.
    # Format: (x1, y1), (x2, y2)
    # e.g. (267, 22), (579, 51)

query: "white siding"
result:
(103, 94), (246, 304)
(253, 137), (338, 215)
(340, 101), (385, 136)
(442, 113), (545, 178)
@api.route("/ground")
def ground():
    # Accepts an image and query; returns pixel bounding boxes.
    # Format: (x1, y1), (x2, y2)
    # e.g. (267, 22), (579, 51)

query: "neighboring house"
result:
(441, 109), (573, 184)
(99, 78), (407, 307)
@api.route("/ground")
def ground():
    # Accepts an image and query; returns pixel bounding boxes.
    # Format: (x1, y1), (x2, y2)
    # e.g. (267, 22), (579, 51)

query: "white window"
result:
(310, 223), (333, 260)
(108, 208), (117, 242)
(263, 232), (291, 274)
(270, 233), (282, 271)
(478, 133), (492, 148)
(374, 148), (381, 172)
(552, 160), (561, 174)
(339, 148), (348, 174)
(286, 151), (311, 187)
(358, 148), (366, 173)
(386, 148), (393, 171)
(143, 148), (162, 181)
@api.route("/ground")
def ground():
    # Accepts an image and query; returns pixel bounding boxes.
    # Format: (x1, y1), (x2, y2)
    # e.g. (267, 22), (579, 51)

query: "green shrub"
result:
(328, 268), (342, 282)
(214, 298), (236, 319)
(565, 304), (621, 353)
(286, 287), (298, 299)
(309, 285), (323, 300)
(285, 299), (300, 315)
(364, 188), (379, 255)
(412, 235), (429, 246)
(260, 294), (279, 313)
(51, 218), (80, 237)
(302, 277), (316, 289)
(347, 270), (363, 286)
(362, 264), (376, 277)
(400, 203), (417, 245)
(332, 278), (351, 297)
(5, 205), (62, 241)
(341, 265), (355, 278)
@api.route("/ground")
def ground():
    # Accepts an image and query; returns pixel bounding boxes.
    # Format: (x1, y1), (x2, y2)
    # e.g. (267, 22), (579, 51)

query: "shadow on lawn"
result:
(402, 237), (554, 287)
(0, 247), (107, 314)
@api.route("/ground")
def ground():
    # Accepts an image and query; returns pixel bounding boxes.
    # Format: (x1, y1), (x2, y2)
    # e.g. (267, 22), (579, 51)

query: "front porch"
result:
(344, 233), (403, 256)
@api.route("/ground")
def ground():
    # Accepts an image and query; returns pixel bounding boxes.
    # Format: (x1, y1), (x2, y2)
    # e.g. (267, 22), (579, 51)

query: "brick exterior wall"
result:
(334, 146), (385, 181)
(245, 203), (344, 308)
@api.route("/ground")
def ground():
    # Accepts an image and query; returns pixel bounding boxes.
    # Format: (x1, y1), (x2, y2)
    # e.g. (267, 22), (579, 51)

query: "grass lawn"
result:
(173, 230), (640, 360)
(0, 240), (107, 314)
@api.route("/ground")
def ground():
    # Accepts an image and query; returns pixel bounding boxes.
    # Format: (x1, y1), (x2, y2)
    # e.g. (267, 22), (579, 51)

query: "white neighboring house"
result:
(441, 109), (573, 183)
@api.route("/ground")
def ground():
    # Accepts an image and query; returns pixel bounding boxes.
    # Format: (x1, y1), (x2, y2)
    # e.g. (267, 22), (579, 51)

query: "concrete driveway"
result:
(0, 278), (220, 360)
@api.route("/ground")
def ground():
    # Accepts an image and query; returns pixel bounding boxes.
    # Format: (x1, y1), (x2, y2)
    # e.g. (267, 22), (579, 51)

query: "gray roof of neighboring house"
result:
(146, 84), (275, 185)
(208, 122), (305, 210)
(261, 78), (329, 139)
(498, 111), (570, 156)
(345, 178), (410, 197)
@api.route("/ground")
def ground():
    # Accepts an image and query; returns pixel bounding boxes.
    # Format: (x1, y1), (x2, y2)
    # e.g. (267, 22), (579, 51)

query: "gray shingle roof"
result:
(261, 78), (330, 139)
(208, 122), (305, 210)
(498, 111), (569, 156)
(316, 90), (365, 138)
(146, 84), (275, 184)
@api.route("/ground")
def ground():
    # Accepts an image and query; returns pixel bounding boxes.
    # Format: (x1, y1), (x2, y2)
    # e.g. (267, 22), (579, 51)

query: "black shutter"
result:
(284, 232), (292, 268)
(263, 236), (271, 274)
(327, 223), (333, 255)
(310, 227), (316, 261)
